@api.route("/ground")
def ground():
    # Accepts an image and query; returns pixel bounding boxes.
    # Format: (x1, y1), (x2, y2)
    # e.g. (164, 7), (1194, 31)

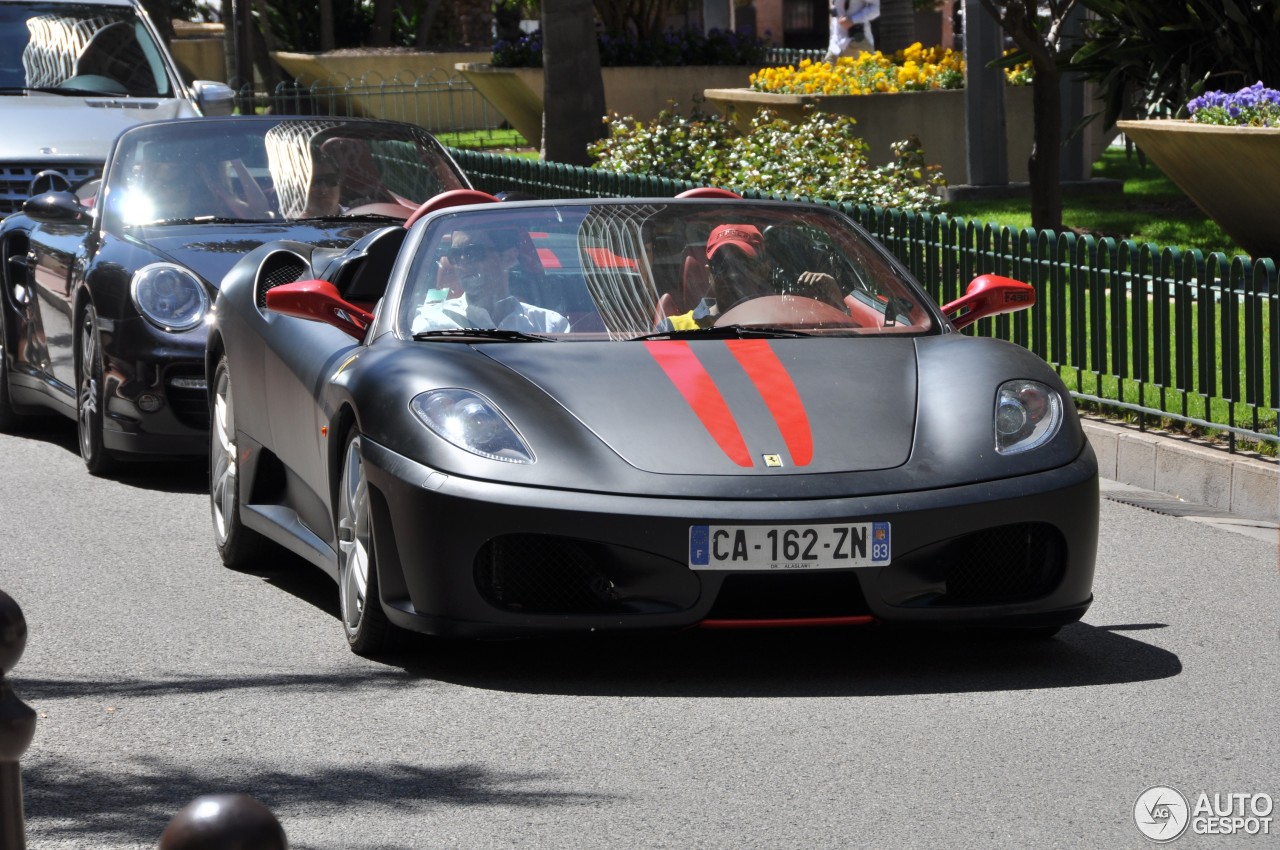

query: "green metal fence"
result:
(449, 148), (1280, 451)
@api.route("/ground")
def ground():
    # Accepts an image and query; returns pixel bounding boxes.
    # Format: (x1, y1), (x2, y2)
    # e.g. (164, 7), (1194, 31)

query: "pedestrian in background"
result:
(824, 0), (880, 62)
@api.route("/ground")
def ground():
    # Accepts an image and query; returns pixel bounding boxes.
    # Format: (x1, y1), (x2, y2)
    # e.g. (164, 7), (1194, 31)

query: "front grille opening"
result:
(942, 523), (1066, 605)
(707, 571), (870, 620)
(165, 365), (209, 430)
(475, 534), (696, 615)
(255, 253), (309, 309)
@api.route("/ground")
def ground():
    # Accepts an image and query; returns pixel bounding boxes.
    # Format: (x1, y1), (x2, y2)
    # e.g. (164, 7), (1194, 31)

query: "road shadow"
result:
(3, 413), (208, 493)
(207, 543), (1183, 700)
(381, 621), (1181, 698)
(23, 753), (608, 850)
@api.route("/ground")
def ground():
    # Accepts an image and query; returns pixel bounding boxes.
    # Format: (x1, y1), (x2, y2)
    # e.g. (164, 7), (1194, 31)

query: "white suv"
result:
(0, 0), (234, 213)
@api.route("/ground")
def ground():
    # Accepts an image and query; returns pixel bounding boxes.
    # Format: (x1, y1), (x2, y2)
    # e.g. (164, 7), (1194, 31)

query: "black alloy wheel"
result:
(76, 303), (117, 476)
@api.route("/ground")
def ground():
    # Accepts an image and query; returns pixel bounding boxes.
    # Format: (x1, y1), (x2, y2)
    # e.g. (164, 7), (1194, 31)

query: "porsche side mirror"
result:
(941, 274), (1035, 331)
(264, 280), (373, 340)
(22, 191), (93, 226)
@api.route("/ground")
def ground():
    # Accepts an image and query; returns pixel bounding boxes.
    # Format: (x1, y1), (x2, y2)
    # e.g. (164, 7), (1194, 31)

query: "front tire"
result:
(76, 303), (117, 476)
(0, 305), (22, 432)
(337, 431), (400, 655)
(210, 354), (269, 568)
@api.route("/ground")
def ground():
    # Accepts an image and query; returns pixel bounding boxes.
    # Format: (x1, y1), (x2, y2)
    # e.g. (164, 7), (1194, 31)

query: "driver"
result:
(658, 224), (846, 331)
(660, 224), (774, 331)
(412, 227), (570, 334)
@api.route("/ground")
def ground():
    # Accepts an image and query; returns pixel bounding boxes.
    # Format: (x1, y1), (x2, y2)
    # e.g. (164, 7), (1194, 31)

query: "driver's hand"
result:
(798, 271), (837, 289)
(796, 271), (842, 307)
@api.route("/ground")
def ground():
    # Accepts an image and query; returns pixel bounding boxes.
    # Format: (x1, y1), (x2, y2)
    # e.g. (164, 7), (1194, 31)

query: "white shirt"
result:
(828, 0), (880, 55)
(413, 293), (571, 335)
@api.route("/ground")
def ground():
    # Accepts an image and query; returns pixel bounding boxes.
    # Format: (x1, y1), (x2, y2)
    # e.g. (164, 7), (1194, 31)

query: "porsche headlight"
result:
(131, 263), (209, 332)
(994, 380), (1062, 455)
(410, 389), (534, 464)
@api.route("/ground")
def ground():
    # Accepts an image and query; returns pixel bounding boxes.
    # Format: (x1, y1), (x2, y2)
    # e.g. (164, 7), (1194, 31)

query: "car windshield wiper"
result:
(130, 216), (256, 226)
(412, 328), (553, 343)
(631, 324), (812, 341)
(0, 85), (129, 96)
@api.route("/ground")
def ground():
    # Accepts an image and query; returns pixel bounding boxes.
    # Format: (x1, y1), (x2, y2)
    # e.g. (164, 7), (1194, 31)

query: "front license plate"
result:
(688, 522), (891, 570)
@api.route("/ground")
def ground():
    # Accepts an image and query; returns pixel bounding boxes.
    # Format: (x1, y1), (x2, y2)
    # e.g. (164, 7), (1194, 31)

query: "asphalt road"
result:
(2, 417), (1276, 849)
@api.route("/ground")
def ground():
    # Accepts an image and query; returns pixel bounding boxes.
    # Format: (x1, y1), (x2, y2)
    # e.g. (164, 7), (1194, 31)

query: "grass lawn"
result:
(940, 146), (1246, 258)
(435, 127), (532, 152)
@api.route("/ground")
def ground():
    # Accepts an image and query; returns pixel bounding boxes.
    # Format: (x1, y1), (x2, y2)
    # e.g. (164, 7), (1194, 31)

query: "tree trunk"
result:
(414, 0), (443, 48)
(541, 0), (606, 165)
(250, 0), (284, 95)
(370, 0), (396, 46)
(1028, 67), (1063, 231)
(876, 0), (915, 53)
(319, 0), (335, 52)
(220, 0), (237, 85)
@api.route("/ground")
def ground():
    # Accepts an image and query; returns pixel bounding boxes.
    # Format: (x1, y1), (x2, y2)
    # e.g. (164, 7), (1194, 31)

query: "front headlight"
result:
(410, 389), (534, 464)
(994, 379), (1062, 455)
(131, 263), (209, 331)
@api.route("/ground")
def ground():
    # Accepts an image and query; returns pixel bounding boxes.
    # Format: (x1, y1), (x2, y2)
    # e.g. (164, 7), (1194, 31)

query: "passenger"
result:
(301, 150), (343, 218)
(413, 227), (570, 334)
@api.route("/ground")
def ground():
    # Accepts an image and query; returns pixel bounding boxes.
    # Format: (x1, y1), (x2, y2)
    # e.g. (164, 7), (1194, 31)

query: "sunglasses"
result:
(448, 244), (496, 264)
(313, 172), (340, 187)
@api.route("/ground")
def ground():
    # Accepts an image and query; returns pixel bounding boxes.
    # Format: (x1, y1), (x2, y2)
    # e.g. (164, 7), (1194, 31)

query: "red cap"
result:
(706, 224), (764, 261)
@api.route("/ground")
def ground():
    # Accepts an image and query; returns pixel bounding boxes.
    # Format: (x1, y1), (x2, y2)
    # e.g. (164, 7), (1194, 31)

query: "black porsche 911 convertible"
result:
(0, 115), (469, 474)
(208, 189), (1098, 653)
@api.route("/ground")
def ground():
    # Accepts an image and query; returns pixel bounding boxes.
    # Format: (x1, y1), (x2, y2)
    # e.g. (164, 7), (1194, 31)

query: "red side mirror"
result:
(940, 274), (1035, 331)
(264, 280), (373, 340)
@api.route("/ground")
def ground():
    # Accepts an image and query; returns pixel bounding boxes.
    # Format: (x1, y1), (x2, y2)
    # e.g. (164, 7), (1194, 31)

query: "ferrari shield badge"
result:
(763, 454), (784, 467)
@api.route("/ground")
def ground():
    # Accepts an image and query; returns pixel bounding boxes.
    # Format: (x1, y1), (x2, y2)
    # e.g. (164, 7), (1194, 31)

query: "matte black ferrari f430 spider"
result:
(207, 190), (1098, 653)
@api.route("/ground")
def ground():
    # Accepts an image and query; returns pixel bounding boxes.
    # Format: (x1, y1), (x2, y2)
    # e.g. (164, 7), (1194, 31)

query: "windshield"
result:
(101, 118), (468, 229)
(0, 1), (172, 96)
(400, 202), (937, 339)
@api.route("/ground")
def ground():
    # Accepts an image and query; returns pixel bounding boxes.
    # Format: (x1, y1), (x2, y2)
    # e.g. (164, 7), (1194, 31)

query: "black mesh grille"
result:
(255, 254), (309, 309)
(165, 366), (209, 430)
(476, 534), (621, 614)
(707, 571), (870, 620)
(943, 523), (1065, 604)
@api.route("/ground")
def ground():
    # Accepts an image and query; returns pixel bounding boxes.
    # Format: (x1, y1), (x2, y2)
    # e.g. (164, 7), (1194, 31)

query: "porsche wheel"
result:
(210, 354), (269, 568)
(76, 303), (117, 476)
(337, 431), (399, 654)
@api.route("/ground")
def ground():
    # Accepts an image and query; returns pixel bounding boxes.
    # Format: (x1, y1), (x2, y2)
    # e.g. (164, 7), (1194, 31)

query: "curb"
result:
(1082, 419), (1279, 522)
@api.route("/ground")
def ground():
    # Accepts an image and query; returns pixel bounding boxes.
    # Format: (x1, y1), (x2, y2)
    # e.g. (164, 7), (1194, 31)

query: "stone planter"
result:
(702, 86), (1044, 185)
(1117, 119), (1280, 259)
(456, 63), (760, 151)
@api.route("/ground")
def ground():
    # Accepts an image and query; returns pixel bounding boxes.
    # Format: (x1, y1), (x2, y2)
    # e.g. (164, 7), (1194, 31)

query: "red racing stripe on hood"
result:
(726, 339), (813, 466)
(644, 341), (753, 467)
